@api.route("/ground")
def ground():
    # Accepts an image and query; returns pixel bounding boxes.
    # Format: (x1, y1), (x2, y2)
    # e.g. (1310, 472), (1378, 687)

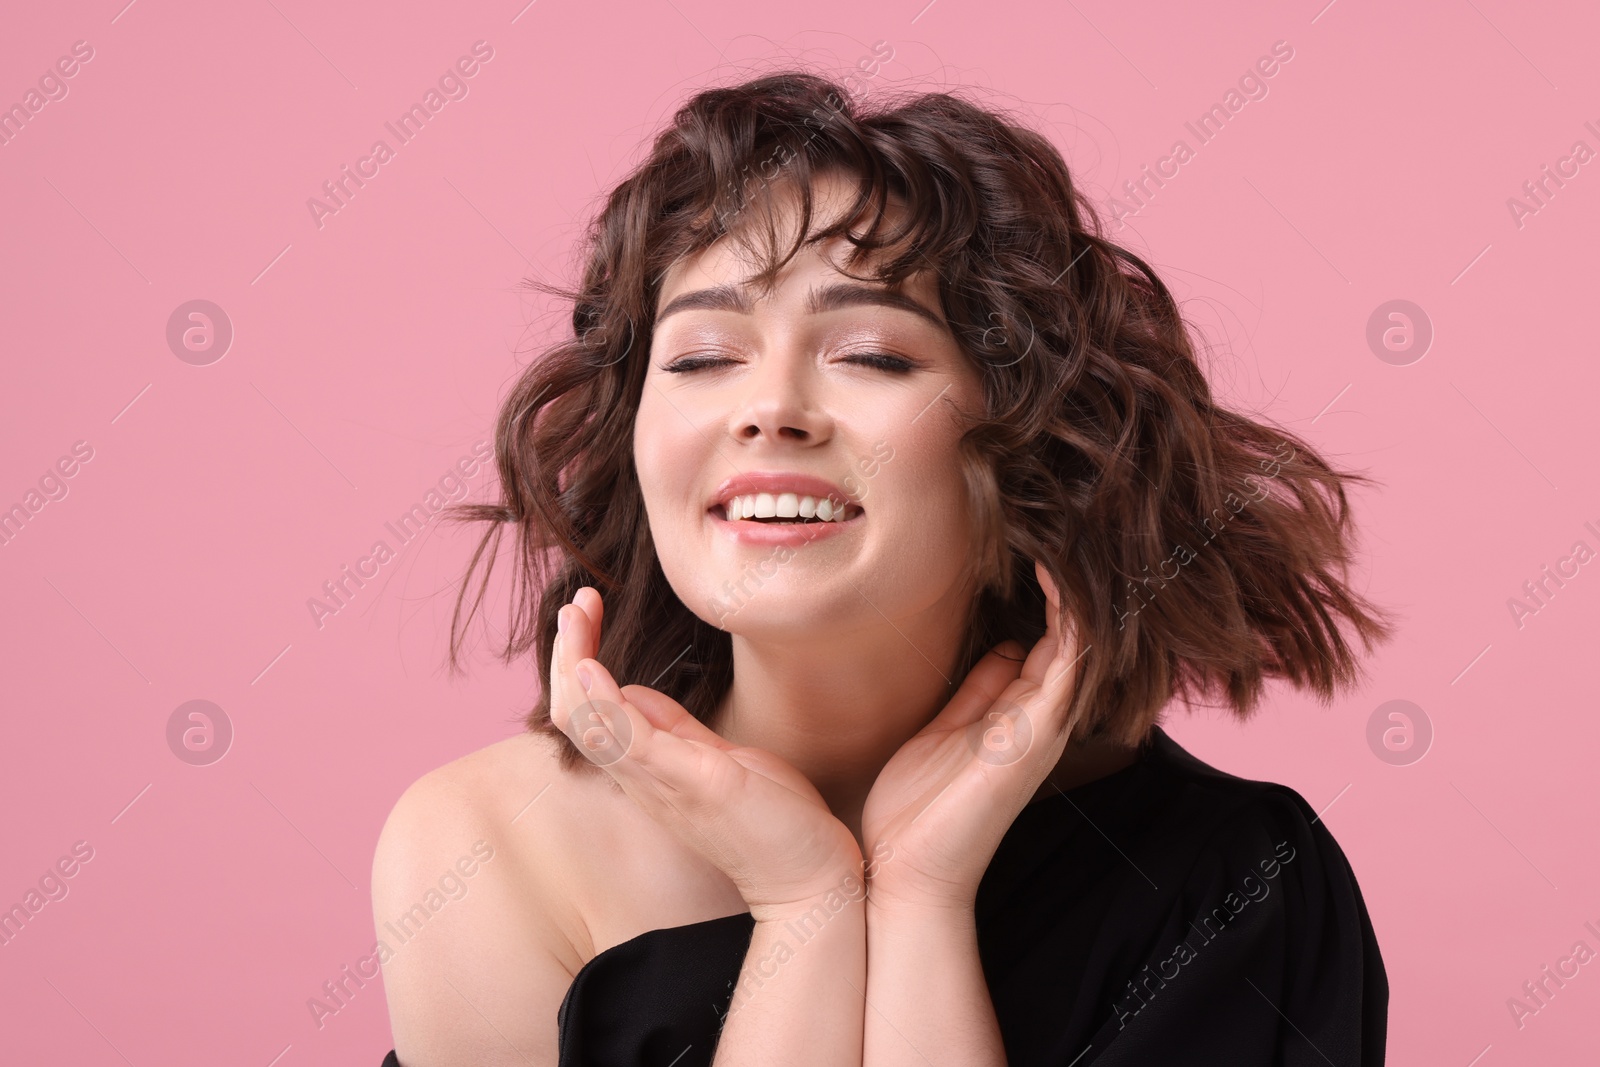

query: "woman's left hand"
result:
(859, 560), (1087, 912)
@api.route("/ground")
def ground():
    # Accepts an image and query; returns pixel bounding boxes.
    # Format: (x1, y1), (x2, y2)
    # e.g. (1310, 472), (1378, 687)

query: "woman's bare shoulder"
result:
(371, 731), (600, 1065)
(372, 730), (748, 1063)
(372, 731), (599, 962)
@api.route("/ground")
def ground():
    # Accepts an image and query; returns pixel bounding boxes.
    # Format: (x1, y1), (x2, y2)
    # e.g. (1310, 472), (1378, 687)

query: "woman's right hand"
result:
(550, 587), (864, 922)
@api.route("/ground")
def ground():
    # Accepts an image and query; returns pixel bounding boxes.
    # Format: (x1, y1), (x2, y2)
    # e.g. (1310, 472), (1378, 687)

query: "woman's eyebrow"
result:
(810, 282), (948, 331)
(656, 281), (947, 331)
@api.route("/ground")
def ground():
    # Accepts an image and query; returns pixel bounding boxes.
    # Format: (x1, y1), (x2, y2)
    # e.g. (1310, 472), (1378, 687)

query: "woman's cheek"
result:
(877, 444), (971, 566)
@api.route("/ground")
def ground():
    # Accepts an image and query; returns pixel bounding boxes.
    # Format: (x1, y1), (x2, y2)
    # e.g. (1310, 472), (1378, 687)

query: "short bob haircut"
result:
(444, 69), (1397, 773)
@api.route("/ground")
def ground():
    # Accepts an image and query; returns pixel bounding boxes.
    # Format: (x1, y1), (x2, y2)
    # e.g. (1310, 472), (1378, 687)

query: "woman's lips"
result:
(708, 505), (864, 546)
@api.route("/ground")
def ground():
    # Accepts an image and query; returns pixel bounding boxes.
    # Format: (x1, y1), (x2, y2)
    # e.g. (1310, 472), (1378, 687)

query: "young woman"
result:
(373, 70), (1395, 1067)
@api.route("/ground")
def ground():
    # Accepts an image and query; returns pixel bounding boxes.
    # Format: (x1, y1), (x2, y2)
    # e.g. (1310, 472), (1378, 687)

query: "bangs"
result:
(654, 93), (970, 306)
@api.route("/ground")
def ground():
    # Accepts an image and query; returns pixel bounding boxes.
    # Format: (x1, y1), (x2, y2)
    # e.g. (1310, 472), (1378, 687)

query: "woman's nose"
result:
(726, 349), (832, 444)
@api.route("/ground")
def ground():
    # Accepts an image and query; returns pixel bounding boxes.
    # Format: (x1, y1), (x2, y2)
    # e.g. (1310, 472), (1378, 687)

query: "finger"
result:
(620, 684), (736, 752)
(621, 686), (831, 810)
(1018, 627), (1059, 689)
(1047, 611), (1082, 683)
(1041, 627), (1084, 711)
(549, 606), (573, 732)
(572, 586), (604, 635)
(557, 642), (641, 759)
(575, 658), (741, 805)
(925, 641), (1025, 733)
(569, 587), (604, 665)
(1024, 611), (1082, 685)
(550, 592), (599, 733)
(568, 680), (645, 769)
(1040, 571), (1082, 686)
(1015, 561), (1085, 734)
(1021, 560), (1073, 687)
(1035, 618), (1087, 737)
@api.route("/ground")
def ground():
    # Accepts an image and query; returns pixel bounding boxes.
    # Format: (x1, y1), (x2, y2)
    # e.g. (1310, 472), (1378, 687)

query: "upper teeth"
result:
(722, 492), (852, 522)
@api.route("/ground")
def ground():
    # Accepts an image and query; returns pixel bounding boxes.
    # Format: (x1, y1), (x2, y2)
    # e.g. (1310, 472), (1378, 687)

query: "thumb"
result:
(620, 685), (734, 751)
(927, 641), (1026, 733)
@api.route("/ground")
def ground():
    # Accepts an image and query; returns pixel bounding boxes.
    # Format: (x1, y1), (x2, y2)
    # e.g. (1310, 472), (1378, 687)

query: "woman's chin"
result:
(699, 587), (856, 636)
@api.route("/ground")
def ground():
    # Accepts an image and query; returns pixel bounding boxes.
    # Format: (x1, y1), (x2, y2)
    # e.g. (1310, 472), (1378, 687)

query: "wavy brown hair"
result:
(442, 69), (1397, 773)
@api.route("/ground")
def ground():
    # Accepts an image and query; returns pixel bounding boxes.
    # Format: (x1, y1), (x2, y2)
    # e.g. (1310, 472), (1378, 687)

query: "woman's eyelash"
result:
(661, 355), (731, 373)
(662, 353), (917, 373)
(849, 353), (917, 372)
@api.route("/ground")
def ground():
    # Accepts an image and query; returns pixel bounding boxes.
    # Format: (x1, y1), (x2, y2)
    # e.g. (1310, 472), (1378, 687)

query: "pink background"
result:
(2, 0), (1597, 1063)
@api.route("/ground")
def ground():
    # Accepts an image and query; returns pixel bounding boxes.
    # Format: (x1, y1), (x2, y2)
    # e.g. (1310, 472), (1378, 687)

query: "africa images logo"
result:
(306, 41), (495, 230)
(1111, 840), (1298, 1029)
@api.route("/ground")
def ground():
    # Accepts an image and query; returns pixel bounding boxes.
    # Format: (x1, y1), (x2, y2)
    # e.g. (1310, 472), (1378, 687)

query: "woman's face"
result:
(634, 171), (986, 640)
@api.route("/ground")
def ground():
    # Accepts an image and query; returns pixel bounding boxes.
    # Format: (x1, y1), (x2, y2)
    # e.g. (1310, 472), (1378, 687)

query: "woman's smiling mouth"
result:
(714, 492), (864, 524)
(707, 487), (865, 546)
(707, 471), (867, 534)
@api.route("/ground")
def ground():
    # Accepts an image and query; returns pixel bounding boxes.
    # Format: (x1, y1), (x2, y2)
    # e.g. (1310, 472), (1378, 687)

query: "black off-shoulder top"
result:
(380, 725), (1387, 1065)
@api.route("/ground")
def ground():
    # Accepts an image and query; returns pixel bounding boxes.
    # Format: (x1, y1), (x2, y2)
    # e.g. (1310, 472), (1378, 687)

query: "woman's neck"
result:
(703, 606), (1142, 846)
(708, 621), (962, 843)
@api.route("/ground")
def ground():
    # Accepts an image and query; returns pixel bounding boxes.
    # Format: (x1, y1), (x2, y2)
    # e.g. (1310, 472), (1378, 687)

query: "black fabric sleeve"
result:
(1080, 787), (1387, 1066)
(556, 912), (756, 1066)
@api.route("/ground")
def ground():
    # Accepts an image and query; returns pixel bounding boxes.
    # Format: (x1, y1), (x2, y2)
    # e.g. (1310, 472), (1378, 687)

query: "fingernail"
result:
(577, 663), (592, 692)
(558, 608), (568, 635)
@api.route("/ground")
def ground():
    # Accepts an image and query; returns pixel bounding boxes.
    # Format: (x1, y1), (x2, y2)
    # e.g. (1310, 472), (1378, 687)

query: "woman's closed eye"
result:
(844, 352), (918, 373)
(661, 352), (920, 374)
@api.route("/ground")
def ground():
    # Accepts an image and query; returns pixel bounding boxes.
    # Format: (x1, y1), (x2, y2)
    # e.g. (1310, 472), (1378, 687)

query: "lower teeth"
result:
(723, 509), (860, 524)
